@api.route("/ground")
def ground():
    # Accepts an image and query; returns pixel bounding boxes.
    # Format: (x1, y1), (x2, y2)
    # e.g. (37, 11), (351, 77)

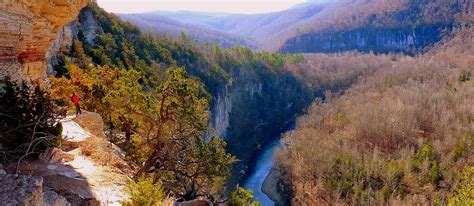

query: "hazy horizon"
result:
(97, 0), (311, 14)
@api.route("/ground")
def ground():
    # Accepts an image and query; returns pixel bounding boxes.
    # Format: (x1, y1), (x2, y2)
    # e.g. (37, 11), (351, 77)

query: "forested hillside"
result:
(48, 2), (323, 192)
(118, 13), (258, 49)
(138, 0), (472, 53)
(130, 3), (330, 51)
(279, 0), (473, 53)
(276, 28), (474, 205)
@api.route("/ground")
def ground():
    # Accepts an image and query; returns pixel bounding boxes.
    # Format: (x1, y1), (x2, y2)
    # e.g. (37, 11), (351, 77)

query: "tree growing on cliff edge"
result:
(135, 67), (233, 201)
(0, 77), (62, 166)
(50, 64), (233, 201)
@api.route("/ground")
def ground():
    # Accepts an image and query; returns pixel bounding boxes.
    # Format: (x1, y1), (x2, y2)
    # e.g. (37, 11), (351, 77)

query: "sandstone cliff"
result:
(0, 0), (88, 85)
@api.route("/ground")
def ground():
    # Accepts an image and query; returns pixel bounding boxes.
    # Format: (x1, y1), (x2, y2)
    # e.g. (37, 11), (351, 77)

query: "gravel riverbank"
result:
(262, 167), (290, 206)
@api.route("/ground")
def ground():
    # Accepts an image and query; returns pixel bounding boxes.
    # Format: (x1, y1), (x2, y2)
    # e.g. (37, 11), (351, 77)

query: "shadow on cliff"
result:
(13, 115), (100, 205)
(16, 156), (99, 205)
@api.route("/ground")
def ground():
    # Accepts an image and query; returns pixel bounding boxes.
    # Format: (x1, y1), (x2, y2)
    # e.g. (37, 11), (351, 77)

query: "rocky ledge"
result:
(0, 174), (43, 205)
(0, 174), (70, 206)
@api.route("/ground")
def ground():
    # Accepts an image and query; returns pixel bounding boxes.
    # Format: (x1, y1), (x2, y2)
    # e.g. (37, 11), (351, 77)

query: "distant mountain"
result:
(118, 13), (258, 49)
(120, 0), (472, 53)
(278, 0), (473, 53)
(291, 0), (335, 9)
(133, 1), (327, 50)
(148, 11), (232, 29)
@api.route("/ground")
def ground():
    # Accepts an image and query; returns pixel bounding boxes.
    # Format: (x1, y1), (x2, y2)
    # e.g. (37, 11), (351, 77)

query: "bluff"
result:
(278, 0), (473, 54)
(0, 0), (88, 85)
(279, 25), (452, 54)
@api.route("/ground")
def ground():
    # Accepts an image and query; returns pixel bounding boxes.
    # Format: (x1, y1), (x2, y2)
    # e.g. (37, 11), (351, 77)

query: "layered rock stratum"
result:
(0, 0), (88, 85)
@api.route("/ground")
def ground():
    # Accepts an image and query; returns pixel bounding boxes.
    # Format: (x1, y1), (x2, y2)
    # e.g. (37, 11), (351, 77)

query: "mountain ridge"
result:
(121, 0), (473, 53)
(118, 2), (331, 50)
(118, 12), (259, 49)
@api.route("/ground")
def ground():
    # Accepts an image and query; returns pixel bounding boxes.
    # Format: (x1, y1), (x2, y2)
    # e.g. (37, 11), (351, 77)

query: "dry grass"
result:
(79, 135), (133, 174)
(74, 112), (106, 138)
(68, 111), (134, 173)
(276, 28), (474, 205)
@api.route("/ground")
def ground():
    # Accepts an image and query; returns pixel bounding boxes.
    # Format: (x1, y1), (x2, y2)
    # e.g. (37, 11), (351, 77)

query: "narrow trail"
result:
(60, 116), (91, 142)
(17, 113), (130, 205)
(56, 114), (130, 205)
(57, 114), (130, 205)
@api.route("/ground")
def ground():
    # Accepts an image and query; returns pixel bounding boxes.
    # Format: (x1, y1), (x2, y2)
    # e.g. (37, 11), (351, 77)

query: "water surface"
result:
(242, 137), (282, 206)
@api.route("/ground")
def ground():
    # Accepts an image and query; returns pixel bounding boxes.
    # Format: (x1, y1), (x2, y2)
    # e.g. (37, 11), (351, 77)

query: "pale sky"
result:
(97, 0), (308, 14)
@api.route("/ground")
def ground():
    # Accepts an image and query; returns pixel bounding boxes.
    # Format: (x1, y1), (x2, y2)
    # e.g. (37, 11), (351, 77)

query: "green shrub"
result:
(385, 76), (394, 88)
(429, 161), (442, 186)
(458, 70), (472, 82)
(229, 187), (261, 206)
(448, 166), (474, 206)
(451, 141), (466, 162)
(411, 144), (442, 186)
(122, 176), (170, 206)
(329, 154), (365, 197)
(380, 184), (391, 200)
(450, 134), (473, 162)
(0, 77), (62, 164)
(337, 111), (345, 122)
(387, 160), (404, 185)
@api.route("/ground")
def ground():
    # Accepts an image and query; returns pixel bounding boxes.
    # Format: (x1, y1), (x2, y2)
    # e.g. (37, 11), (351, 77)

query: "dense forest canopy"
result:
(276, 28), (474, 205)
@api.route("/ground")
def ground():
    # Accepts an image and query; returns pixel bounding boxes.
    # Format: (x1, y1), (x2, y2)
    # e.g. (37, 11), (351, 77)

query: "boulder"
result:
(74, 112), (105, 138)
(42, 190), (70, 206)
(0, 174), (44, 205)
(0, 173), (93, 206)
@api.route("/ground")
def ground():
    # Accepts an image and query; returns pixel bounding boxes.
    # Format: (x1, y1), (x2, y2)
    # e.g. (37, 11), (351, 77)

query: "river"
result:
(242, 136), (282, 206)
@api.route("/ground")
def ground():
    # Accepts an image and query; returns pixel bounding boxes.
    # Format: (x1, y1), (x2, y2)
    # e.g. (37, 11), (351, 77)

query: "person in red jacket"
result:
(71, 93), (82, 116)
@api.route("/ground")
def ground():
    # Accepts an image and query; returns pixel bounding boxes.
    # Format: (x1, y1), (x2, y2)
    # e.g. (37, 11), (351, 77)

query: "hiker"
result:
(71, 93), (82, 116)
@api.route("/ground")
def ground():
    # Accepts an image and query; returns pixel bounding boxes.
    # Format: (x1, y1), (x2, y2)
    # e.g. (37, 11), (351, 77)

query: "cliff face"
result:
(210, 86), (232, 139)
(0, 0), (88, 84)
(46, 22), (77, 75)
(210, 81), (264, 139)
(208, 74), (311, 186)
(277, 0), (472, 54)
(279, 25), (453, 54)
